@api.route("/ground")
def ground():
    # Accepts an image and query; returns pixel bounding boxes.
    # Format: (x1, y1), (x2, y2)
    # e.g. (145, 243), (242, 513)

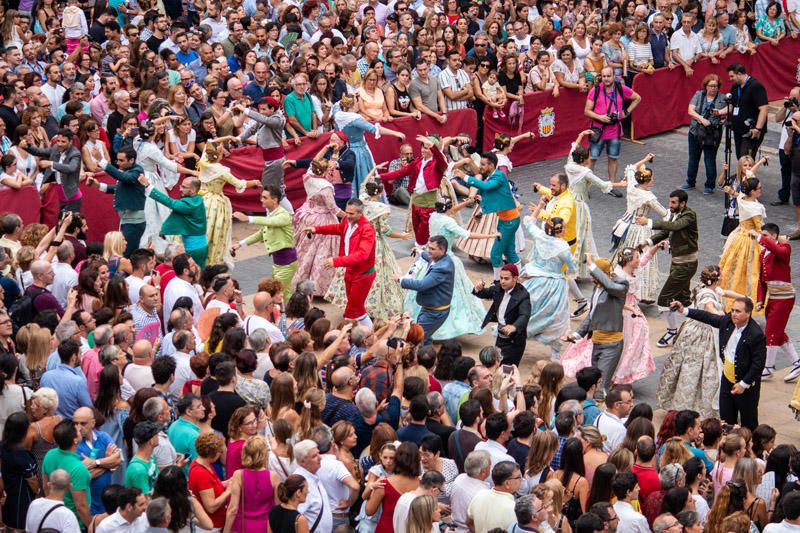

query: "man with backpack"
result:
(25, 468), (81, 533)
(10, 261), (78, 334)
(583, 67), (642, 195)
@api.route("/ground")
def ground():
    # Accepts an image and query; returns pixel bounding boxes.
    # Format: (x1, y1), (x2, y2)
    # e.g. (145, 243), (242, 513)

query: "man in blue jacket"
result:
(395, 235), (455, 344)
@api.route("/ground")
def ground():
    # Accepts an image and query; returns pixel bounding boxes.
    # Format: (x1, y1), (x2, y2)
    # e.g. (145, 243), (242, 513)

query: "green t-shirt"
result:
(125, 456), (158, 495)
(283, 91), (314, 133)
(42, 448), (92, 526)
(167, 418), (200, 473)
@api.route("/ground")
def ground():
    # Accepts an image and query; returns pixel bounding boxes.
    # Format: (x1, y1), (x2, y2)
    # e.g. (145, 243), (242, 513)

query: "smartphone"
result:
(502, 364), (513, 375)
(130, 127), (139, 137)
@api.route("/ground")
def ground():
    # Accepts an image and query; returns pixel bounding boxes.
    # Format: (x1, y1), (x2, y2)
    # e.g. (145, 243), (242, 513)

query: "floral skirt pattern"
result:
(293, 205), (339, 296)
(612, 223), (661, 303)
(204, 192), (234, 268)
(719, 223), (761, 313)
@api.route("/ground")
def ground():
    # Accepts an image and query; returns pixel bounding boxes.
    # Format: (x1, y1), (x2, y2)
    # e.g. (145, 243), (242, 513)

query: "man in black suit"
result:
(671, 296), (766, 429)
(472, 264), (531, 366)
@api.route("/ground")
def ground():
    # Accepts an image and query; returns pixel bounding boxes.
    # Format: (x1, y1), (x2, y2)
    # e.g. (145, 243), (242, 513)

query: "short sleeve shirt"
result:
(42, 448), (92, 526)
(76, 431), (114, 515)
(125, 456), (158, 495)
(283, 92), (315, 133)
(586, 83), (634, 140)
(408, 76), (441, 112)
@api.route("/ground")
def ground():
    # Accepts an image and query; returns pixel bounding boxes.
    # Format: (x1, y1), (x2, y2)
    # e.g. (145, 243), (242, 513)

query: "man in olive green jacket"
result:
(231, 185), (298, 302)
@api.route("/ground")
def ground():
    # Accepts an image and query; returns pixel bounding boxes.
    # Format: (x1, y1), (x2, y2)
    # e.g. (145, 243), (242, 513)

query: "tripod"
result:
(721, 99), (739, 237)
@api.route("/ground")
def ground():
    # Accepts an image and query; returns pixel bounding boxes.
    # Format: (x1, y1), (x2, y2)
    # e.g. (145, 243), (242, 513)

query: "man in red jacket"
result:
(751, 224), (799, 381)
(303, 198), (377, 327)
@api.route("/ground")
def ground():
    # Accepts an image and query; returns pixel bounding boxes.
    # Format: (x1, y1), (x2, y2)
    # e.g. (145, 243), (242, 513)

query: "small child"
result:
(481, 70), (507, 119)
(62, 0), (88, 54)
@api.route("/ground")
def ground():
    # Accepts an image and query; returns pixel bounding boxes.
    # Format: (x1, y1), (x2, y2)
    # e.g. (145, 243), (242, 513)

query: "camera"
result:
(608, 112), (619, 124)
(724, 92), (734, 104)
(785, 97), (799, 109)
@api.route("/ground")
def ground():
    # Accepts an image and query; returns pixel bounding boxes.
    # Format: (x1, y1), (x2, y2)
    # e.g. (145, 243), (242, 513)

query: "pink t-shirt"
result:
(587, 83), (634, 141)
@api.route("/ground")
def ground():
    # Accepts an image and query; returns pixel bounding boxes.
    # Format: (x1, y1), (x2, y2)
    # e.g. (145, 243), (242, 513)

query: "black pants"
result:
(120, 222), (146, 258)
(779, 150), (793, 203)
(60, 198), (82, 214)
(719, 377), (760, 430)
(496, 334), (526, 366)
(734, 132), (764, 159)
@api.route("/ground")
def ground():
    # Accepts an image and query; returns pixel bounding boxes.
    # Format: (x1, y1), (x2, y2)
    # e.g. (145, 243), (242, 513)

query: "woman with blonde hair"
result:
(224, 435), (281, 532)
(298, 388), (325, 440)
(16, 323), (52, 388)
(543, 478), (573, 533)
(406, 494), (440, 533)
(659, 437), (694, 469)
(712, 434), (747, 495)
(24, 387), (61, 484)
(609, 447), (634, 473)
(524, 429), (559, 492)
(357, 68), (392, 122)
(732, 457), (769, 529)
(577, 425), (608, 484)
(102, 231), (131, 276)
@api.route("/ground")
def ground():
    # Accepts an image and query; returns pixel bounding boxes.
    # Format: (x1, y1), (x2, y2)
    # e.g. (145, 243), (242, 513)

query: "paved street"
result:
(229, 115), (800, 442)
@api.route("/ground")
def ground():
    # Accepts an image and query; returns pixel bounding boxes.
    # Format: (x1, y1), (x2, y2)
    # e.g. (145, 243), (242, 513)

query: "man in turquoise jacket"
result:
(137, 174), (208, 268)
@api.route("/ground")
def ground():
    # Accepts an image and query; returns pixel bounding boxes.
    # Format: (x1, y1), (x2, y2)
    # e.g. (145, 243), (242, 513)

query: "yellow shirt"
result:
(537, 187), (577, 249)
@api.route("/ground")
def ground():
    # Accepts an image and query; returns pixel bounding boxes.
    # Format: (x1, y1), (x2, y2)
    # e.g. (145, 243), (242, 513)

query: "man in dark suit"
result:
(670, 296), (766, 429)
(22, 129), (83, 212)
(395, 235), (455, 344)
(472, 264), (531, 366)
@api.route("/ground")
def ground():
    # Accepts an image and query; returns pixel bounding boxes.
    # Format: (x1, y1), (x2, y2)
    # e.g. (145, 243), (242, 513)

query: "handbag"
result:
(589, 126), (604, 144)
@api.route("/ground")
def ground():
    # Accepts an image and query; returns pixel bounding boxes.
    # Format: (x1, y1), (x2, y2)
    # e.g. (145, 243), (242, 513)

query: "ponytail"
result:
(276, 474), (307, 503)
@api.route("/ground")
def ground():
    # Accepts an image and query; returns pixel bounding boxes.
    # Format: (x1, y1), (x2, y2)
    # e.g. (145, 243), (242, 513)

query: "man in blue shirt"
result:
(243, 62), (269, 102)
(576, 367), (604, 425)
(397, 395), (437, 445)
(716, 10), (737, 57)
(664, 410), (714, 472)
(40, 339), (93, 418)
(174, 32), (199, 67)
(74, 407), (122, 515)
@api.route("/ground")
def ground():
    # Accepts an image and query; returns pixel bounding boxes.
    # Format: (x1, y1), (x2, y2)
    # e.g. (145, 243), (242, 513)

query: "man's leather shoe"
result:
(771, 200), (789, 206)
(789, 230), (800, 240)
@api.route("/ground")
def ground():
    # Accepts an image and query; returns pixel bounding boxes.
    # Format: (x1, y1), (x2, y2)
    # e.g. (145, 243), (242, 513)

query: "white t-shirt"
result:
(318, 454), (354, 514)
(26, 498), (81, 533)
(124, 363), (154, 391)
(242, 315), (286, 344)
(127, 275), (150, 305)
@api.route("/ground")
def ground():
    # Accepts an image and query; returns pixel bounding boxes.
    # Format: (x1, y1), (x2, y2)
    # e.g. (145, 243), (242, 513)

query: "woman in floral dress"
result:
(198, 139), (260, 268)
(657, 265), (743, 418)
(293, 159), (342, 297)
(404, 196), (497, 340)
(326, 171), (407, 319)
(611, 156), (666, 303)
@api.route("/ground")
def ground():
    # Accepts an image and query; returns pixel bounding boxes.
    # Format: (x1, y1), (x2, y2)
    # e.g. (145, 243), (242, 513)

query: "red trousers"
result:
(344, 270), (376, 319)
(412, 205), (436, 246)
(765, 296), (794, 346)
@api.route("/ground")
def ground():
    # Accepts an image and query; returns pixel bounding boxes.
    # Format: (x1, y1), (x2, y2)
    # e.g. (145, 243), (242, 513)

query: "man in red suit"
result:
(751, 223), (799, 382)
(379, 135), (448, 246)
(303, 198), (377, 327)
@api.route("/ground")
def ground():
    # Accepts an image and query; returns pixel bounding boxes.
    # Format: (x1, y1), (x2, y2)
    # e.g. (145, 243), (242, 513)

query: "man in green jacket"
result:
(232, 185), (298, 302)
(138, 174), (208, 268)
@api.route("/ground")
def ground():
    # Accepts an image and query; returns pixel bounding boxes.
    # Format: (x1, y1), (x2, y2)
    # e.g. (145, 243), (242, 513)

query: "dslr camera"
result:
(785, 97), (799, 109)
(607, 112), (619, 124)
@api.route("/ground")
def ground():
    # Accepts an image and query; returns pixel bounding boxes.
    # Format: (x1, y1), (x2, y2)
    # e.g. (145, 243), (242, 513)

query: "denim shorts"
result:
(589, 136), (622, 159)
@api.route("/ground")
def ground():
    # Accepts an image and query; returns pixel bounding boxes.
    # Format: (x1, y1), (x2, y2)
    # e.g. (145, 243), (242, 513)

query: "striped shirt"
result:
(438, 67), (471, 111)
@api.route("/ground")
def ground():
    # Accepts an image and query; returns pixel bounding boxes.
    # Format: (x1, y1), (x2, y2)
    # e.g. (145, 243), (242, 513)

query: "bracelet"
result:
(50, 240), (62, 247)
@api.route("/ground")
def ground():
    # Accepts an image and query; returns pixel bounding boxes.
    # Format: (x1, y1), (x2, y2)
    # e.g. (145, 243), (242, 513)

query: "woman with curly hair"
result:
(188, 432), (231, 530)
(706, 482), (754, 533)
(205, 313), (239, 354)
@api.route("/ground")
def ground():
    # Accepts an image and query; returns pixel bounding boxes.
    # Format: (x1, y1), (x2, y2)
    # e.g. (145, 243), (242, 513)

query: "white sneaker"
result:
(784, 362), (800, 383)
(762, 366), (775, 380)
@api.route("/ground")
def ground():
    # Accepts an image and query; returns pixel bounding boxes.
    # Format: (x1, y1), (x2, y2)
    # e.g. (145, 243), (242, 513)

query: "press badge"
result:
(733, 107), (740, 116)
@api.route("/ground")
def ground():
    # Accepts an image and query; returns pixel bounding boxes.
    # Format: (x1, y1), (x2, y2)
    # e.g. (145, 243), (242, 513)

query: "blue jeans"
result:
(686, 132), (719, 189)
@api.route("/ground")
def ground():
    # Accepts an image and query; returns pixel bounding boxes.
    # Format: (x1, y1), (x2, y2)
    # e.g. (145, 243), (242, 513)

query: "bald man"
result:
(139, 174), (208, 268)
(26, 469), (81, 533)
(29, 259), (74, 317)
(243, 291), (285, 344)
(74, 407), (122, 514)
(132, 284), (162, 342)
(322, 366), (360, 426)
(124, 340), (155, 391)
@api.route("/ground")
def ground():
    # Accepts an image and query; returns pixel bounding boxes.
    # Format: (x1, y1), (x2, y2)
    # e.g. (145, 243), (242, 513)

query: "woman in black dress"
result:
(1, 412), (39, 532)
(269, 474), (310, 533)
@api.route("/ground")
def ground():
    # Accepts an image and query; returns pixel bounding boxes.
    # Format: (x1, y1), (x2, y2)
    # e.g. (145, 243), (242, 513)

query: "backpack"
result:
(9, 286), (47, 335)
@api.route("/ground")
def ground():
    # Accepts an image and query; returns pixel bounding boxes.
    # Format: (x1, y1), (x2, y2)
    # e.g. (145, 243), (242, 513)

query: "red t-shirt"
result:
(428, 375), (442, 393)
(188, 461), (227, 527)
(632, 463), (662, 503)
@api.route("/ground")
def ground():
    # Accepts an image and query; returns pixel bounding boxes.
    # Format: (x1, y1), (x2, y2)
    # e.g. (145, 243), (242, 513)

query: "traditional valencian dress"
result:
(137, 138), (181, 253)
(198, 152), (249, 268)
(718, 194), (765, 311)
(293, 168), (340, 296)
(611, 165), (668, 302)
(521, 216), (577, 357)
(335, 110), (380, 198)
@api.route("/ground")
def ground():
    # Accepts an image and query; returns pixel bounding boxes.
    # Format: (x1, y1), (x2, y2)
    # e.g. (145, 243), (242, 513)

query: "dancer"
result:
(567, 130), (629, 279)
(139, 174), (208, 268)
(234, 98), (295, 213)
(751, 223), (799, 381)
(520, 198), (577, 358)
(335, 95), (407, 198)
(196, 139), (260, 268)
(406, 196), (497, 340)
(457, 133), (530, 262)
(455, 152), (521, 280)
(232, 186), (298, 303)
(718, 155), (768, 238)
(135, 120), (198, 253)
(718, 176), (765, 311)
(394, 235), (455, 344)
(326, 169), (408, 319)
(380, 135), (450, 246)
(634, 189), (698, 348)
(302, 198), (376, 327)
(609, 153), (664, 304)
(285, 133), (355, 210)
(293, 158), (342, 297)
(564, 254), (629, 392)
(472, 263), (531, 366)
(657, 265), (743, 418)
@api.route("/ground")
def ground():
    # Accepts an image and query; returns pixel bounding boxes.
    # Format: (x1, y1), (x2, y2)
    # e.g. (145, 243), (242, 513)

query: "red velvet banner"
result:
(482, 88), (589, 167)
(0, 186), (43, 226)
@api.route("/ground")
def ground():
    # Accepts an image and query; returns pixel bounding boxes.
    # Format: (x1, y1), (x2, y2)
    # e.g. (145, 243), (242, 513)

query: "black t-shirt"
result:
(506, 438), (530, 471)
(208, 390), (246, 439)
(200, 376), (219, 396)
(89, 21), (107, 45)
(730, 77), (768, 134)
(146, 34), (166, 53)
(425, 419), (456, 458)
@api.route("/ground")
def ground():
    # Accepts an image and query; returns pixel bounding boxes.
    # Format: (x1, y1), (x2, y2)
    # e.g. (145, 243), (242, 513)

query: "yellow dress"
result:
(718, 195), (765, 312)
(199, 159), (248, 268)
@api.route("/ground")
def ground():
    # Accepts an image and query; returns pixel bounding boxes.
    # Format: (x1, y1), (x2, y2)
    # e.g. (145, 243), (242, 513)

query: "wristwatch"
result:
(95, 459), (101, 468)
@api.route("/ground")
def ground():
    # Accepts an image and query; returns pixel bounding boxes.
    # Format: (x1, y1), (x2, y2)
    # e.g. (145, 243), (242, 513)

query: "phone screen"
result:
(502, 364), (513, 375)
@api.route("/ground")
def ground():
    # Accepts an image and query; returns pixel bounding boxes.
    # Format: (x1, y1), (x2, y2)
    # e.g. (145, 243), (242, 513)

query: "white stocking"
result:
(766, 345), (780, 369)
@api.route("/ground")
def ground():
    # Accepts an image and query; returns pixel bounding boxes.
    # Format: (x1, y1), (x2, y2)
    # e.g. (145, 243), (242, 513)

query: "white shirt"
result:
(318, 454), (354, 514)
(95, 510), (148, 533)
(42, 83), (66, 117)
(168, 350), (194, 397)
(451, 473), (491, 533)
(163, 277), (204, 329)
(25, 497), (81, 533)
(414, 158), (433, 194)
(50, 261), (78, 308)
(474, 440), (515, 482)
(206, 299), (241, 324)
(764, 521), (800, 533)
(344, 222), (358, 255)
(670, 29), (702, 61)
(296, 467), (332, 533)
(394, 492), (441, 533)
(126, 274), (150, 305)
(497, 289), (512, 326)
(723, 325), (751, 389)
(613, 500), (650, 533)
(132, 431), (176, 469)
(124, 363), (154, 391)
(595, 411), (626, 453)
(200, 16), (228, 42)
(243, 315), (285, 344)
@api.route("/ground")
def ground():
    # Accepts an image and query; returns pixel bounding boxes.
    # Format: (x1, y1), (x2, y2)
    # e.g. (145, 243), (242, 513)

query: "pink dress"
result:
(226, 439), (245, 480)
(292, 171), (340, 296)
(230, 469), (274, 532)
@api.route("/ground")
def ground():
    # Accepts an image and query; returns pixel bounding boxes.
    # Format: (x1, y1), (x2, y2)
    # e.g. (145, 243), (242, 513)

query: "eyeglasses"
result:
(480, 63), (491, 67)
(242, 418), (257, 425)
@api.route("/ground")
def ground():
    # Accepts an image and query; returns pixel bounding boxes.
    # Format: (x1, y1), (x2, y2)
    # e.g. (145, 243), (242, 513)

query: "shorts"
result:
(589, 137), (622, 159)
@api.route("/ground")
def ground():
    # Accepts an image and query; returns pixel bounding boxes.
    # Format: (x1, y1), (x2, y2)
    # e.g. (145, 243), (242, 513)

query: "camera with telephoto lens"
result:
(785, 97), (799, 109)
